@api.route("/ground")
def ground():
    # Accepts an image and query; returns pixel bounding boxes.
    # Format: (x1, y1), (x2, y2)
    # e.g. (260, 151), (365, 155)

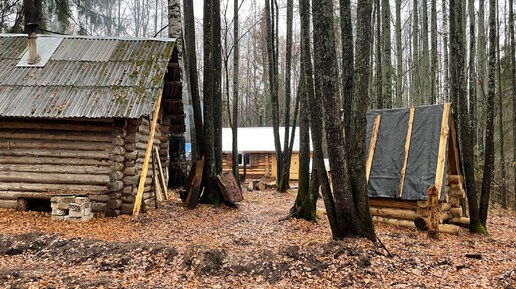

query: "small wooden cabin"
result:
(221, 127), (309, 180)
(0, 34), (185, 217)
(365, 103), (468, 233)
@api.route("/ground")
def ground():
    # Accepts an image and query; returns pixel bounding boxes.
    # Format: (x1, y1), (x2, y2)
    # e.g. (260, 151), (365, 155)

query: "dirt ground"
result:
(0, 188), (514, 289)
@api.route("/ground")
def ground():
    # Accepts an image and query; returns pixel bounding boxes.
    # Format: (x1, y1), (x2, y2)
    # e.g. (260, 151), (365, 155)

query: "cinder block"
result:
(84, 207), (92, 215)
(56, 202), (70, 210)
(84, 202), (91, 209)
(62, 196), (75, 203)
(51, 215), (65, 221)
(69, 203), (85, 212)
(51, 196), (63, 203)
(50, 202), (58, 208)
(51, 208), (67, 216)
(69, 209), (85, 217)
(74, 197), (90, 204)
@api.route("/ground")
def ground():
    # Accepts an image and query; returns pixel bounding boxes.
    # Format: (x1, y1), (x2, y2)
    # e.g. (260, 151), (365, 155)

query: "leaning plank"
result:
(398, 108), (415, 198)
(366, 115), (381, 182)
(434, 103), (451, 198)
(133, 91), (162, 220)
(217, 172), (244, 204)
(153, 146), (169, 200)
(0, 164), (110, 175)
(184, 157), (204, 209)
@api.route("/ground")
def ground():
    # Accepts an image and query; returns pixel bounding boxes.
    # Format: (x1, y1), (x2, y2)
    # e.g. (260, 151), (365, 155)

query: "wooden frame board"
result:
(366, 115), (381, 182)
(434, 103), (451, 199)
(398, 108), (415, 198)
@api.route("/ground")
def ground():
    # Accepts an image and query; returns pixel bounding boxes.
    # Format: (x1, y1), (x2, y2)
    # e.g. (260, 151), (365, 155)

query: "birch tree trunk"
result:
(496, 12), (507, 209)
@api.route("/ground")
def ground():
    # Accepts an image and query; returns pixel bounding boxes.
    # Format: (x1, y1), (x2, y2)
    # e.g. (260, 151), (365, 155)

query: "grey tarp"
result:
(365, 104), (450, 201)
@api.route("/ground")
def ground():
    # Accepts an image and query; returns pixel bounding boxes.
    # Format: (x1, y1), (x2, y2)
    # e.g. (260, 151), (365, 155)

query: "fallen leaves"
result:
(0, 189), (514, 288)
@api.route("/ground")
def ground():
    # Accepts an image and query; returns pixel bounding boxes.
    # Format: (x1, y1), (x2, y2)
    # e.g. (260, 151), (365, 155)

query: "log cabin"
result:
(365, 103), (469, 234)
(0, 34), (185, 217)
(221, 127), (311, 180)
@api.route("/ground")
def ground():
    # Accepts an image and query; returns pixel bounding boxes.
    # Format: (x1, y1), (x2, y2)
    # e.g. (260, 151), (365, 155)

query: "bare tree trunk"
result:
(183, 0), (204, 160)
(442, 0), (449, 102)
(422, 1), (430, 104)
(265, 0), (282, 186)
(278, 0), (294, 193)
(468, 0), (477, 149)
(375, 0), (383, 109)
(231, 0), (240, 186)
(411, 0), (419, 105)
(349, 0), (376, 241)
(430, 0), (437, 104)
(395, 0), (402, 107)
(478, 0), (487, 152)
(510, 0), (516, 210)
(381, 0), (392, 108)
(479, 0), (496, 228)
(496, 11), (507, 209)
(213, 0), (223, 175)
(340, 0), (353, 135)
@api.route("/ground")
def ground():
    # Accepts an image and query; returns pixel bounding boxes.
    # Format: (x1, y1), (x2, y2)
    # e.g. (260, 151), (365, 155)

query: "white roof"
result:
(222, 127), (311, 153)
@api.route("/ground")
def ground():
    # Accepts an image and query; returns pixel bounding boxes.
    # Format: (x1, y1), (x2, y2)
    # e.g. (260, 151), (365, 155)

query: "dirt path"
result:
(0, 189), (514, 288)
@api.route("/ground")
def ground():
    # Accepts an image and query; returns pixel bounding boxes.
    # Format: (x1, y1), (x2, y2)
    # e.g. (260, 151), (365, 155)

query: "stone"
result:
(51, 215), (65, 221)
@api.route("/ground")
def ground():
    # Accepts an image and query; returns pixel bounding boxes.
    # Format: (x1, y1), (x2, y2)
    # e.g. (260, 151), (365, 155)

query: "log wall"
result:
(0, 118), (114, 212)
(118, 115), (170, 216)
(222, 152), (301, 180)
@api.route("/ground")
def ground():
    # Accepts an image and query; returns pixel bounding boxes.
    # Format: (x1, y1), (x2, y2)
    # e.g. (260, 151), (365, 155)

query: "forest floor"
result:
(0, 189), (514, 289)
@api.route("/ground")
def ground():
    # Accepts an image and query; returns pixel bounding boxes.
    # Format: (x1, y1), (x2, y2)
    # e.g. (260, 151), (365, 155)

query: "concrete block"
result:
(69, 209), (85, 217)
(52, 208), (67, 216)
(74, 197), (89, 204)
(69, 203), (85, 212)
(62, 196), (75, 203)
(57, 202), (70, 210)
(51, 196), (63, 203)
(51, 215), (65, 221)
(84, 207), (92, 215)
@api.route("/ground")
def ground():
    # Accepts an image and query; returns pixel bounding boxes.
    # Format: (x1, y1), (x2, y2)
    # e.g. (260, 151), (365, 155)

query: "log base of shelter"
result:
(370, 178), (469, 235)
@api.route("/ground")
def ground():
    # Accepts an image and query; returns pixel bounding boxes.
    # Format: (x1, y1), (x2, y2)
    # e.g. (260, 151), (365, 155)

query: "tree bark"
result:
(478, 0), (487, 152)
(430, 0), (438, 104)
(375, 0), (383, 109)
(213, 0), (223, 175)
(395, 0), (402, 107)
(349, 0), (376, 241)
(468, 0), (477, 149)
(231, 0), (240, 186)
(422, 1), (430, 104)
(183, 0), (204, 159)
(278, 0), (294, 193)
(381, 0), (392, 108)
(496, 12), (507, 209)
(340, 0), (354, 135)
(442, 0), (449, 102)
(411, 0), (419, 105)
(510, 0), (516, 210)
(450, 0), (485, 233)
(479, 0), (496, 229)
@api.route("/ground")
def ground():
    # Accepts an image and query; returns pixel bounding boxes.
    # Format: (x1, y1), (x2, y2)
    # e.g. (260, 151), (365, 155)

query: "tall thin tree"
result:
(231, 0), (240, 185)
(382, 0), (392, 108)
(510, 0), (516, 210)
(395, 0), (402, 106)
(479, 0), (496, 228)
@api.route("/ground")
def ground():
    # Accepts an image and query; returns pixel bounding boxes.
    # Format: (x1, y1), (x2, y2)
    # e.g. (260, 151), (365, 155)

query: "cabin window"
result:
(238, 153), (250, 166)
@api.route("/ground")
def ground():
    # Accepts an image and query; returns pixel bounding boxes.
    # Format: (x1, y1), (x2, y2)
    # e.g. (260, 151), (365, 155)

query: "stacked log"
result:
(446, 175), (470, 227)
(120, 116), (168, 215)
(0, 119), (112, 211)
(105, 119), (126, 217)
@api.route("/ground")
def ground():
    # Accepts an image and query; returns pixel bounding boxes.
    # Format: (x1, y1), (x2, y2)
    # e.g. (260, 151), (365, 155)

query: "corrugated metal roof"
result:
(0, 34), (175, 119)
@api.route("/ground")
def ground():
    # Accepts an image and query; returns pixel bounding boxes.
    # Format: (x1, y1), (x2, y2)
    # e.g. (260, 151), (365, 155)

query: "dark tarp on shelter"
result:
(365, 104), (450, 201)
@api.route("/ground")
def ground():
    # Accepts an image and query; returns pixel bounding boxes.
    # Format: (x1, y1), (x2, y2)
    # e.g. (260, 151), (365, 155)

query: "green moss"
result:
(470, 221), (488, 235)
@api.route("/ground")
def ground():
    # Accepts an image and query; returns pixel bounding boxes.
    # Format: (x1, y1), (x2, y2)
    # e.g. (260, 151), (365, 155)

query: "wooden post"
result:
(398, 108), (415, 198)
(366, 115), (381, 182)
(434, 103), (451, 198)
(427, 185), (440, 239)
(151, 148), (159, 209)
(153, 146), (169, 200)
(132, 91), (162, 220)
